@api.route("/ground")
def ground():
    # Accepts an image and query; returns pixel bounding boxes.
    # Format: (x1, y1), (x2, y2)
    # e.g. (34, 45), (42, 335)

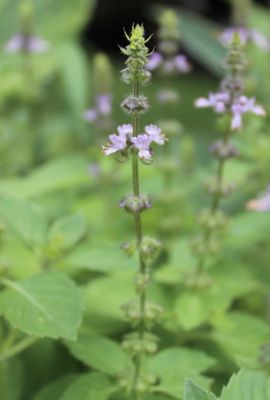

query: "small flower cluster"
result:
(220, 27), (270, 51)
(102, 123), (165, 161)
(247, 186), (270, 211)
(195, 33), (266, 130)
(5, 34), (49, 54)
(196, 93), (265, 130)
(147, 51), (191, 74)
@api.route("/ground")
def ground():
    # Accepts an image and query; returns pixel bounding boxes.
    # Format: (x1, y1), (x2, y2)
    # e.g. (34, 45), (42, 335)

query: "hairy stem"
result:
(131, 75), (146, 400)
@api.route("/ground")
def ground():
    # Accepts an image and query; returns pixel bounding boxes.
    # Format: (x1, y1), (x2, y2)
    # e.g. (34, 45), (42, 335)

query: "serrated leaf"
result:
(49, 214), (86, 251)
(221, 368), (270, 400)
(0, 196), (47, 247)
(65, 335), (132, 375)
(59, 372), (113, 400)
(149, 348), (215, 398)
(0, 272), (82, 339)
(184, 379), (216, 400)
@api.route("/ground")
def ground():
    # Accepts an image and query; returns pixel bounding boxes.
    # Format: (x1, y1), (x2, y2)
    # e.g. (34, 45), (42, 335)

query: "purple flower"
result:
(102, 132), (127, 155)
(84, 93), (112, 122)
(247, 186), (270, 211)
(83, 108), (98, 122)
(195, 92), (230, 113)
(117, 124), (133, 138)
(131, 134), (152, 160)
(220, 27), (249, 46)
(5, 34), (49, 54)
(147, 52), (162, 70)
(147, 52), (191, 74)
(220, 27), (270, 51)
(231, 96), (266, 130)
(145, 124), (165, 145)
(97, 94), (112, 116)
(174, 54), (191, 73)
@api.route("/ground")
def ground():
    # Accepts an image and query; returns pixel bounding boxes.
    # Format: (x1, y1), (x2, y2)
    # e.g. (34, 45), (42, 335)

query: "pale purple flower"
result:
(174, 55), (191, 73)
(231, 96), (266, 130)
(83, 108), (98, 122)
(220, 27), (270, 51)
(145, 124), (165, 145)
(97, 94), (112, 116)
(117, 124), (133, 138)
(220, 27), (249, 46)
(247, 186), (270, 211)
(147, 52), (191, 74)
(5, 34), (49, 54)
(195, 92), (230, 113)
(131, 134), (152, 160)
(84, 93), (112, 122)
(102, 132), (127, 155)
(147, 52), (162, 70)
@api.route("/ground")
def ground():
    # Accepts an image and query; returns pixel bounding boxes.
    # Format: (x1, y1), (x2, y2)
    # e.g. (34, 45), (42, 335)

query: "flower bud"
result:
(140, 236), (162, 261)
(121, 95), (149, 114)
(209, 140), (239, 160)
(119, 194), (152, 213)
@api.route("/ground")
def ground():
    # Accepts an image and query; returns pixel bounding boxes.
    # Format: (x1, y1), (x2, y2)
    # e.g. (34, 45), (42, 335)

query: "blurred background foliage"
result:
(1, 0), (270, 399)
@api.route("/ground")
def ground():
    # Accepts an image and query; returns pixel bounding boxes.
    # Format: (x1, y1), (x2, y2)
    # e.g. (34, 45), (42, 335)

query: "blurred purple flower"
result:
(231, 96), (266, 130)
(131, 134), (152, 160)
(145, 124), (165, 145)
(146, 52), (191, 74)
(147, 52), (163, 70)
(220, 27), (270, 51)
(247, 186), (270, 211)
(84, 94), (112, 122)
(5, 34), (50, 54)
(174, 55), (192, 73)
(195, 92), (265, 130)
(195, 92), (230, 113)
(97, 94), (112, 116)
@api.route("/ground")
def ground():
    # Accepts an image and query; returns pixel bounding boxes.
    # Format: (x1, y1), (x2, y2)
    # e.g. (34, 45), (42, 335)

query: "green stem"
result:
(196, 124), (231, 276)
(0, 336), (38, 362)
(131, 75), (147, 400)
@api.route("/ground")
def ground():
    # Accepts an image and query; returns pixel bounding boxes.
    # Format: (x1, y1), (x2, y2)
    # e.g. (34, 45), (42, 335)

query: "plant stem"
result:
(196, 130), (230, 275)
(0, 336), (38, 362)
(131, 75), (146, 400)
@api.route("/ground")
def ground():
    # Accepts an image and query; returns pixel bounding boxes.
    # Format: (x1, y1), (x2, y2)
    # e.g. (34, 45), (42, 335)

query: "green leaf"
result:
(221, 368), (270, 400)
(49, 214), (86, 251)
(184, 380), (216, 400)
(180, 12), (226, 76)
(211, 312), (269, 363)
(59, 372), (113, 400)
(0, 196), (47, 247)
(65, 241), (137, 272)
(0, 272), (82, 340)
(57, 42), (89, 115)
(32, 374), (77, 400)
(149, 347), (215, 398)
(0, 156), (91, 198)
(65, 335), (132, 376)
(0, 358), (24, 400)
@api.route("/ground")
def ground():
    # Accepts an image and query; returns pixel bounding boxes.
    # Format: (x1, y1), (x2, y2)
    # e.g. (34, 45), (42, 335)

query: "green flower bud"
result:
(92, 52), (113, 97)
(140, 236), (162, 261)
